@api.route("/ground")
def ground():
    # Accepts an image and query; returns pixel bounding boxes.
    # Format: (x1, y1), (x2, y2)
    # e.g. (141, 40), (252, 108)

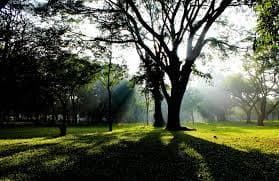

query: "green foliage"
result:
(223, 74), (258, 112)
(255, 0), (279, 68)
(255, 0), (279, 50)
(99, 62), (127, 88)
(0, 4), (71, 114)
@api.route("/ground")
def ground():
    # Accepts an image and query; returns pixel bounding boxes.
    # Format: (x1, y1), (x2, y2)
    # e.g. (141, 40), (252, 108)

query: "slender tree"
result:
(135, 52), (165, 127)
(99, 61), (127, 131)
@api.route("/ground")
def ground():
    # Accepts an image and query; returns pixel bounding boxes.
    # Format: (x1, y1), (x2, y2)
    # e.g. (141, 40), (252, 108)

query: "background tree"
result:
(240, 0), (279, 126)
(99, 60), (127, 131)
(181, 88), (203, 125)
(47, 54), (100, 135)
(244, 57), (278, 126)
(135, 52), (165, 127)
(224, 74), (258, 123)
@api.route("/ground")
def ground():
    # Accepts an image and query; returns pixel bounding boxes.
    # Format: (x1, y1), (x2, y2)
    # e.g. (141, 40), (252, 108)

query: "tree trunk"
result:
(166, 85), (186, 130)
(152, 84), (165, 127)
(164, 61), (194, 131)
(257, 97), (266, 126)
(59, 103), (67, 136)
(144, 90), (150, 126)
(246, 109), (252, 124)
(60, 113), (67, 136)
(257, 114), (264, 126)
(257, 112), (265, 126)
(71, 98), (78, 125)
(153, 97), (164, 127)
(43, 112), (47, 123)
(107, 85), (112, 131)
(191, 109), (195, 125)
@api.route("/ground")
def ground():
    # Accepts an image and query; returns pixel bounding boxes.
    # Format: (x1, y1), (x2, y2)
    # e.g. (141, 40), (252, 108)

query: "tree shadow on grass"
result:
(170, 131), (279, 181)
(0, 129), (278, 181)
(50, 129), (201, 181)
(0, 127), (60, 139)
(0, 132), (120, 180)
(1, 130), (200, 180)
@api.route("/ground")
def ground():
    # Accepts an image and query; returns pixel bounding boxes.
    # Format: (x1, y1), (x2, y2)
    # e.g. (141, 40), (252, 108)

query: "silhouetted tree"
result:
(91, 0), (255, 130)
(135, 52), (165, 127)
(47, 54), (100, 135)
(99, 60), (127, 131)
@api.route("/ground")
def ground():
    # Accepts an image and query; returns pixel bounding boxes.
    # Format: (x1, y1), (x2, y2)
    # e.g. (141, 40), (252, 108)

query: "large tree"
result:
(47, 54), (100, 135)
(96, 0), (255, 130)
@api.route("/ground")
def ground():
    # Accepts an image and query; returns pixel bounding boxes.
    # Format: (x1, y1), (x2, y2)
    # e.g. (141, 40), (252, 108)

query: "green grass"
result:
(0, 121), (278, 180)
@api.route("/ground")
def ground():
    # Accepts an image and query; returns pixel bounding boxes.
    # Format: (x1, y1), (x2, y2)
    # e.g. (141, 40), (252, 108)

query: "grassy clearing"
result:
(186, 121), (279, 155)
(0, 121), (278, 180)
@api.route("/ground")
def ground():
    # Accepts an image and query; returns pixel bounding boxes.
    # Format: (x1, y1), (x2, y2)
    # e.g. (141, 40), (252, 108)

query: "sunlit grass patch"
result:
(160, 132), (174, 145)
(185, 121), (279, 154)
(178, 142), (213, 180)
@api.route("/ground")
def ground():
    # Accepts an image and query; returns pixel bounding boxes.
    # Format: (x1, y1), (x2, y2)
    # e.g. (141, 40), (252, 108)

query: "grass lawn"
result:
(0, 121), (278, 180)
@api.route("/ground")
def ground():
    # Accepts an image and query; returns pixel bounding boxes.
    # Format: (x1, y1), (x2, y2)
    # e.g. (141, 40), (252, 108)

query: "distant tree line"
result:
(180, 74), (278, 125)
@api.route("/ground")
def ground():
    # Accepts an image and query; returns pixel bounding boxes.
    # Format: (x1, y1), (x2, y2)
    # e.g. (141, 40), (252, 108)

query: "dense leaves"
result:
(255, 0), (279, 69)
(0, 1), (100, 134)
